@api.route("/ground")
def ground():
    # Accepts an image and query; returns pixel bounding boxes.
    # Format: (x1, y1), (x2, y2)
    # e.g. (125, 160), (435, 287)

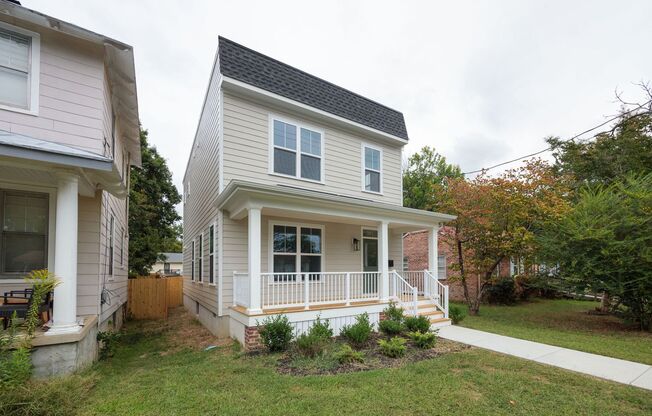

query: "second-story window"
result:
(272, 118), (322, 182)
(363, 145), (382, 193)
(0, 24), (40, 113)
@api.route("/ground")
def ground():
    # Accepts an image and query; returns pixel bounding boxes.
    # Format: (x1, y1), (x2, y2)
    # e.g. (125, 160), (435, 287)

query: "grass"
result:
(5, 307), (650, 415)
(454, 298), (652, 365)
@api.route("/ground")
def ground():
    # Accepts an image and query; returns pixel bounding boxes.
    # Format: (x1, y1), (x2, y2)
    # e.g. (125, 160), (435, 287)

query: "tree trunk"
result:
(599, 292), (611, 313)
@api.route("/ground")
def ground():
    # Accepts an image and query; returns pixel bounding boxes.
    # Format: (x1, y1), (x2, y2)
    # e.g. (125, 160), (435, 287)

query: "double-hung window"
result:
(363, 145), (382, 193)
(0, 190), (48, 276)
(209, 225), (215, 284)
(272, 119), (323, 182)
(438, 254), (447, 279)
(197, 235), (203, 282)
(272, 224), (322, 282)
(0, 24), (40, 113)
(190, 241), (195, 281)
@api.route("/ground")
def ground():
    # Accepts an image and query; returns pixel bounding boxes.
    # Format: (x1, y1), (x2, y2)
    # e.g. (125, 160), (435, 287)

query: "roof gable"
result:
(218, 37), (408, 140)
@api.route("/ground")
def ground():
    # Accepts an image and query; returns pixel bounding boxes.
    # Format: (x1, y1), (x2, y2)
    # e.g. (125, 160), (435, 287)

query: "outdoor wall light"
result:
(352, 238), (360, 251)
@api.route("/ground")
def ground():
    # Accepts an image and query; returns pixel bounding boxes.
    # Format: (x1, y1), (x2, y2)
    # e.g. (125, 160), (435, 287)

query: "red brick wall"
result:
(244, 325), (262, 351)
(402, 227), (511, 302)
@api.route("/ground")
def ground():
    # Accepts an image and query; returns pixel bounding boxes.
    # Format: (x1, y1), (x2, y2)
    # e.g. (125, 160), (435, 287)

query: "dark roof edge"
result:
(217, 36), (406, 117)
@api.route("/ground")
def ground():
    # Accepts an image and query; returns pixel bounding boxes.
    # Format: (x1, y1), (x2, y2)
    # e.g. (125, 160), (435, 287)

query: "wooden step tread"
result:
(429, 317), (451, 324)
(418, 310), (444, 317)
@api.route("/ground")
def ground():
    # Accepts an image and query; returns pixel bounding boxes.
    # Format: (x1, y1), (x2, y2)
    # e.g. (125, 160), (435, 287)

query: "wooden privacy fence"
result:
(128, 276), (183, 320)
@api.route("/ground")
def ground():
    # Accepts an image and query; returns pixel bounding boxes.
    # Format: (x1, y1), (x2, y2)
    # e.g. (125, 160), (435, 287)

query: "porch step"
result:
(418, 310), (444, 318)
(429, 317), (452, 329)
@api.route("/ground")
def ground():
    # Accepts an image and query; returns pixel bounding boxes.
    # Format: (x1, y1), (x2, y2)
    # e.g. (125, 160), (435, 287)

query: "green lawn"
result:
(73, 309), (652, 415)
(454, 298), (652, 365)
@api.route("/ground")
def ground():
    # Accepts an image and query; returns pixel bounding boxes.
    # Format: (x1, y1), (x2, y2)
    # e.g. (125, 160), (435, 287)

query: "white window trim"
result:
(208, 223), (216, 286)
(438, 254), (447, 279)
(190, 240), (195, 282)
(267, 220), (326, 284)
(197, 233), (203, 283)
(360, 226), (379, 271)
(361, 143), (383, 195)
(0, 21), (40, 116)
(268, 114), (325, 185)
(0, 181), (55, 283)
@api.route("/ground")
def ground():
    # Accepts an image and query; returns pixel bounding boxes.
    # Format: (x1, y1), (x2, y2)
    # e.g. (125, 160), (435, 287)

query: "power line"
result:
(462, 99), (652, 175)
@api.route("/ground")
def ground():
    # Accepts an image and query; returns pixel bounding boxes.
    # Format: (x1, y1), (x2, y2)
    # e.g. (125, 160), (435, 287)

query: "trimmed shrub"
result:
(258, 315), (293, 352)
(378, 319), (403, 336)
(485, 278), (517, 305)
(378, 337), (407, 358)
(404, 315), (431, 333)
(449, 305), (467, 324)
(408, 331), (437, 349)
(384, 301), (405, 322)
(340, 313), (373, 349)
(333, 344), (364, 364)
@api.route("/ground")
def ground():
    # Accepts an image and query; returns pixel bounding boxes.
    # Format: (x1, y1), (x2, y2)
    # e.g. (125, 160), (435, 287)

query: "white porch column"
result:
(428, 225), (439, 280)
(378, 221), (390, 302)
(47, 172), (81, 335)
(247, 207), (262, 314)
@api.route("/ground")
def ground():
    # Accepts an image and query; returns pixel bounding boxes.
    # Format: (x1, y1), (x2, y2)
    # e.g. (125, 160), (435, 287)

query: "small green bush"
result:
(384, 301), (404, 322)
(404, 315), (431, 333)
(295, 333), (328, 357)
(258, 315), (293, 352)
(340, 313), (373, 348)
(449, 305), (467, 324)
(333, 344), (364, 364)
(309, 317), (333, 339)
(97, 331), (121, 360)
(378, 319), (403, 336)
(378, 337), (407, 358)
(486, 278), (517, 305)
(408, 331), (437, 349)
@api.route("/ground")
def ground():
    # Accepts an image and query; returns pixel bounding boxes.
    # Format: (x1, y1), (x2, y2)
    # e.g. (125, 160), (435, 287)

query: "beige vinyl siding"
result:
(0, 15), (106, 154)
(182, 57), (222, 314)
(221, 92), (403, 206)
(98, 189), (129, 323)
(76, 194), (101, 316)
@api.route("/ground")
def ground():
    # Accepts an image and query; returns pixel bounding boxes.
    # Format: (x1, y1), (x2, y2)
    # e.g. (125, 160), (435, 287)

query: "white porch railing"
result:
(400, 271), (425, 294)
(424, 270), (449, 318)
(234, 272), (381, 310)
(233, 272), (250, 308)
(390, 270), (418, 316)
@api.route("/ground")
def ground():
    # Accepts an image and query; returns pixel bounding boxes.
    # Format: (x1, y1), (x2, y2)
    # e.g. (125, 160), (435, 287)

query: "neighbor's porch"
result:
(218, 181), (454, 317)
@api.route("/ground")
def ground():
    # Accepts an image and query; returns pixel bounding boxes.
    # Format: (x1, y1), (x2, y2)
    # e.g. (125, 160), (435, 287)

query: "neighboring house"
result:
(183, 37), (455, 350)
(403, 228), (513, 301)
(150, 252), (183, 276)
(0, 1), (139, 376)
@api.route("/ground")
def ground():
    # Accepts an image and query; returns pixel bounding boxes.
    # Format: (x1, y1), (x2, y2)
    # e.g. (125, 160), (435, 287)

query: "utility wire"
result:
(462, 99), (652, 175)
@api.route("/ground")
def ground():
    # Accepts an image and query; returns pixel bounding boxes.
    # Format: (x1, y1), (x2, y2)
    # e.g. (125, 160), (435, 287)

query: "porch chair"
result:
(0, 289), (52, 330)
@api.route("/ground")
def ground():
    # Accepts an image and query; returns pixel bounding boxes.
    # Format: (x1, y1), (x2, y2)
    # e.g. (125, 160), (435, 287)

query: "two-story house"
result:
(183, 37), (454, 349)
(0, 1), (139, 375)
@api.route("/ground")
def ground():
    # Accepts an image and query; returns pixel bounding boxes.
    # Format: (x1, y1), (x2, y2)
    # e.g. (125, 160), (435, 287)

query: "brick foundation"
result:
(244, 325), (263, 351)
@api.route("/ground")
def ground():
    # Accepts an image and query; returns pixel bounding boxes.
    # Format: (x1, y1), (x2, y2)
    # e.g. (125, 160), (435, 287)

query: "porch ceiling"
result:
(217, 180), (455, 229)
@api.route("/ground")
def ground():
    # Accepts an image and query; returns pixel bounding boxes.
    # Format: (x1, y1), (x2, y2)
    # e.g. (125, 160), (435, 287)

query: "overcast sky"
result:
(26, 0), (652, 206)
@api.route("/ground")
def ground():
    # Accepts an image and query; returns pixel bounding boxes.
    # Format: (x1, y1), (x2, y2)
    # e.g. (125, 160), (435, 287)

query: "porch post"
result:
(378, 221), (389, 302)
(247, 207), (262, 314)
(428, 225), (439, 280)
(47, 172), (81, 335)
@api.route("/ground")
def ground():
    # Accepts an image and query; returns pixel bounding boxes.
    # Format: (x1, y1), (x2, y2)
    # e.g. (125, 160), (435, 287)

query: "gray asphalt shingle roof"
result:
(218, 37), (409, 140)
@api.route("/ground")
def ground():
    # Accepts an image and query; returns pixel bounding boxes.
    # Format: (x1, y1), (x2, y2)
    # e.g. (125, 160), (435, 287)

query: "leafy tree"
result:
(403, 146), (462, 209)
(538, 174), (652, 330)
(128, 128), (181, 276)
(547, 95), (652, 189)
(442, 160), (570, 314)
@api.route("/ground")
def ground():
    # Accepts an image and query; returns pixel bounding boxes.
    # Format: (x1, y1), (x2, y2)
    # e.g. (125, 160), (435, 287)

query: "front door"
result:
(362, 229), (378, 293)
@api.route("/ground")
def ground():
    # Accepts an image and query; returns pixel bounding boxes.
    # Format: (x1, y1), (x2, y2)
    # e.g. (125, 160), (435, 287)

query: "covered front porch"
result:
(218, 181), (454, 320)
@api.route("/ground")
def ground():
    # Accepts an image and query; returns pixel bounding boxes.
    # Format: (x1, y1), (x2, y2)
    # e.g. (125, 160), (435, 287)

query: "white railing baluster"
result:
(304, 273), (309, 310)
(345, 272), (350, 305)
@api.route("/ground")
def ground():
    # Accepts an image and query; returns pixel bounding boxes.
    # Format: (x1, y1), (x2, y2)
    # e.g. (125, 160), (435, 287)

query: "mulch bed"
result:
(276, 333), (470, 376)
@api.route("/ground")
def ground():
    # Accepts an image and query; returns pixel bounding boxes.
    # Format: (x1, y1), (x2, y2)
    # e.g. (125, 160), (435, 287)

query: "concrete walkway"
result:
(438, 325), (652, 391)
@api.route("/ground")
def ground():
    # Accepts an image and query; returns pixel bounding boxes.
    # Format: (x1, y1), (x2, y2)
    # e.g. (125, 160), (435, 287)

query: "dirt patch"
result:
(276, 334), (470, 376)
(124, 307), (231, 353)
